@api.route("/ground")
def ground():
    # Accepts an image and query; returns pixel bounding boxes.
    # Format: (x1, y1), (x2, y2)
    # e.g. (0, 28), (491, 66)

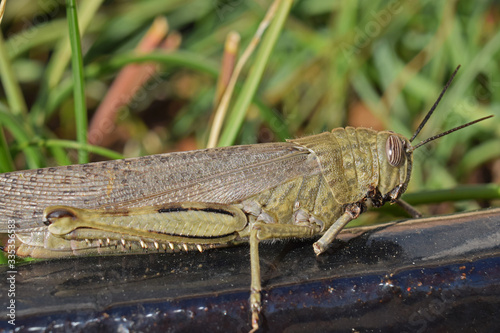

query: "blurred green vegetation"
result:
(1, 0), (500, 263)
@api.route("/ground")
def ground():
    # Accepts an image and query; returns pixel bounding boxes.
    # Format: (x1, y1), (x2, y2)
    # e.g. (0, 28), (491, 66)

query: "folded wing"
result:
(0, 143), (321, 231)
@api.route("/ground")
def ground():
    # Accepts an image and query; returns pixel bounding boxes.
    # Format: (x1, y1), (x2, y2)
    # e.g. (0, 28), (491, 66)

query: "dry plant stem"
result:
(88, 17), (168, 145)
(0, 0), (6, 25)
(213, 31), (240, 109)
(134, 32), (181, 84)
(206, 0), (281, 149)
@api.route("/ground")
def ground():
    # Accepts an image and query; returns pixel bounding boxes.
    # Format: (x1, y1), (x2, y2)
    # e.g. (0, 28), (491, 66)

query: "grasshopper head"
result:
(376, 131), (413, 203)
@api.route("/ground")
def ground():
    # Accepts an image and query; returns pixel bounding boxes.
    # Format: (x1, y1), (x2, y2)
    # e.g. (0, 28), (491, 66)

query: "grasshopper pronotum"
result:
(0, 66), (493, 331)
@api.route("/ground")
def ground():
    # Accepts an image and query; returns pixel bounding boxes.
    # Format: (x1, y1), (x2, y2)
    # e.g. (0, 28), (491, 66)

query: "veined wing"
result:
(0, 142), (321, 231)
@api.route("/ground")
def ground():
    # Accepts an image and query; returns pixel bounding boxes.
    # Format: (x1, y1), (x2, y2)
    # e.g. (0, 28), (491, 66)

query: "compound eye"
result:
(386, 135), (404, 167)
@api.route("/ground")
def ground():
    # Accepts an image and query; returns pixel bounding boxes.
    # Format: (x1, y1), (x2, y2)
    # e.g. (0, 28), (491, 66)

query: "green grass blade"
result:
(66, 0), (89, 164)
(49, 0), (104, 90)
(0, 128), (14, 172)
(217, 0), (294, 147)
(14, 139), (123, 160)
(0, 33), (28, 116)
(458, 139), (500, 176)
(5, 19), (67, 60)
(403, 184), (500, 205)
(0, 109), (42, 169)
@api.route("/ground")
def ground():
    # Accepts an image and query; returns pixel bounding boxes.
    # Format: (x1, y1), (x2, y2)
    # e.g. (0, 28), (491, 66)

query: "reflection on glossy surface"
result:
(1, 208), (500, 332)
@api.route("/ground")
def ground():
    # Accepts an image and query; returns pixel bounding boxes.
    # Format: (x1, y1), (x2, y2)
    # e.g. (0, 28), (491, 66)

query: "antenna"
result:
(409, 65), (461, 143)
(410, 115), (493, 151)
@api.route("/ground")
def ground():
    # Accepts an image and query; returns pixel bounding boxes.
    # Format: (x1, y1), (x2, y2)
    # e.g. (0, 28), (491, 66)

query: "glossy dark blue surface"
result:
(1, 208), (500, 332)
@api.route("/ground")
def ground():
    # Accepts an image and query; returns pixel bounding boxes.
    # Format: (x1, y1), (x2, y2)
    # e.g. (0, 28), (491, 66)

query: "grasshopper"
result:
(0, 66), (493, 332)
